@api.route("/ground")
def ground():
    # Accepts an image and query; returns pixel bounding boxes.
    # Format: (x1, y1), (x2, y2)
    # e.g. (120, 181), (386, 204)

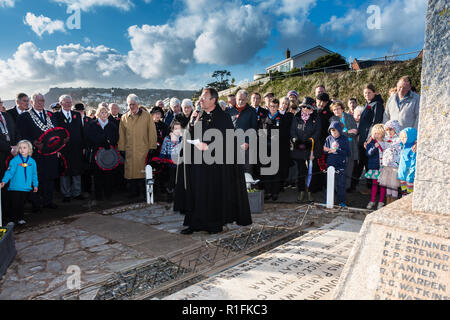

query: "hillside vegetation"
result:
(223, 58), (422, 108)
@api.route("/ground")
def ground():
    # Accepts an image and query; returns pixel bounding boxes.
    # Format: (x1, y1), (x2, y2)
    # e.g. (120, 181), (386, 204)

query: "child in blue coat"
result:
(398, 127), (417, 196)
(323, 121), (350, 207)
(1, 140), (38, 225)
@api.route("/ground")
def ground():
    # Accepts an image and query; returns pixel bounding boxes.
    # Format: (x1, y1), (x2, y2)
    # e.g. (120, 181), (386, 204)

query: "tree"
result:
(304, 53), (349, 71)
(207, 70), (232, 92)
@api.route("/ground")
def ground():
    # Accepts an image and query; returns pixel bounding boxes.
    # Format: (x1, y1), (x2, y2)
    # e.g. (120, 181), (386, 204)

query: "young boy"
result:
(323, 121), (350, 207)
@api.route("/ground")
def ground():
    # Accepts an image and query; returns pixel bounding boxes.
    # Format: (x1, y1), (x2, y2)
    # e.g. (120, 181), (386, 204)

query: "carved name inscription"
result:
(375, 231), (449, 300)
(165, 218), (362, 300)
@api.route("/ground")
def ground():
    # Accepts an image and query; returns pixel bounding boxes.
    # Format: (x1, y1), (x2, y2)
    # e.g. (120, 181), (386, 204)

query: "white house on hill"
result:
(266, 45), (334, 73)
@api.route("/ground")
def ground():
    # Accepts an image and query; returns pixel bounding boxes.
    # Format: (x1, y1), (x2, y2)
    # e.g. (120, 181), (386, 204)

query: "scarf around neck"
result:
(236, 105), (246, 113)
(301, 111), (311, 123)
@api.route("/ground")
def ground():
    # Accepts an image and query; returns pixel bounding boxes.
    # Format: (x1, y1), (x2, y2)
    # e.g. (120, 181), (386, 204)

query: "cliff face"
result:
(223, 58), (422, 109)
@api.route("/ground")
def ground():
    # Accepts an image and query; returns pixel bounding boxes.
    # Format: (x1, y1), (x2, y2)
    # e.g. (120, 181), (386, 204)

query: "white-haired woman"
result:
(175, 99), (193, 128)
(164, 97), (182, 127)
(86, 106), (119, 202)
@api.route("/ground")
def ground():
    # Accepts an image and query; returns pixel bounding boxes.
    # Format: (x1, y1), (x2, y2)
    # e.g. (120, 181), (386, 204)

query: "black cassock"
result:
(176, 105), (252, 233)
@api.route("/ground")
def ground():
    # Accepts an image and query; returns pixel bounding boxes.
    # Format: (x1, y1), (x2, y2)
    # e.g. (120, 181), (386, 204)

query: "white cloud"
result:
(0, 42), (143, 98)
(0, 0), (15, 7)
(127, 24), (195, 79)
(319, 0), (427, 51)
(193, 4), (270, 65)
(127, 0), (270, 80)
(51, 0), (134, 11)
(275, 0), (316, 17)
(24, 12), (66, 38)
(319, 9), (363, 37)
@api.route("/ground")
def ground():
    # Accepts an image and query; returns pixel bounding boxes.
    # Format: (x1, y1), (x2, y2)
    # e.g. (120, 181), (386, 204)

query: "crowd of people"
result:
(216, 76), (419, 211)
(0, 75), (420, 235)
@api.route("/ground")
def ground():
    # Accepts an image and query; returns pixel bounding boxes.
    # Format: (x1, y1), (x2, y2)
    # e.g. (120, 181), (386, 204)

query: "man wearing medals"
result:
(16, 93), (59, 212)
(54, 95), (85, 202)
(225, 90), (257, 175)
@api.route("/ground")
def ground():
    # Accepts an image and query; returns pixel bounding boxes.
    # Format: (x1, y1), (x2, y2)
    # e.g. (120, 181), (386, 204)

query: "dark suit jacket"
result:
(226, 104), (258, 144)
(7, 106), (20, 125)
(254, 106), (269, 129)
(108, 113), (122, 131)
(0, 112), (16, 177)
(53, 110), (85, 176)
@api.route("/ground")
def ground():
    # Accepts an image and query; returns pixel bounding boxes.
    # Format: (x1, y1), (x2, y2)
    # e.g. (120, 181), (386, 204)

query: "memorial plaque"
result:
(335, 218), (449, 300)
(164, 217), (362, 300)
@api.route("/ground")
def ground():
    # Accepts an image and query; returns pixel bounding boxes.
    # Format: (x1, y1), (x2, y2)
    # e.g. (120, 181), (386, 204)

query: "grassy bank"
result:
(222, 57), (422, 108)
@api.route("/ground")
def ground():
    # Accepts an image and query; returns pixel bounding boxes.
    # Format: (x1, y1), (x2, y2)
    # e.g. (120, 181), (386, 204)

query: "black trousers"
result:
(30, 178), (55, 207)
(82, 172), (93, 193)
(262, 173), (280, 196)
(128, 179), (145, 196)
(113, 164), (126, 191)
(7, 191), (27, 222)
(93, 171), (113, 200)
(295, 159), (309, 192)
(352, 145), (372, 189)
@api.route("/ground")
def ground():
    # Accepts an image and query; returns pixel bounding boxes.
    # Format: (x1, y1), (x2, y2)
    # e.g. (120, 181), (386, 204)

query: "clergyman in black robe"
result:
(178, 88), (252, 234)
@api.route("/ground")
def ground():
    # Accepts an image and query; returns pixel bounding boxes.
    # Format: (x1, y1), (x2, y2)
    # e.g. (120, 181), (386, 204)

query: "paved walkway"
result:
(0, 199), (369, 300)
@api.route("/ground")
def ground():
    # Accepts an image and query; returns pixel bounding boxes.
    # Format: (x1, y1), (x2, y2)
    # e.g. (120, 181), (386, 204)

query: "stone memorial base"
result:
(334, 196), (450, 300)
(164, 217), (363, 300)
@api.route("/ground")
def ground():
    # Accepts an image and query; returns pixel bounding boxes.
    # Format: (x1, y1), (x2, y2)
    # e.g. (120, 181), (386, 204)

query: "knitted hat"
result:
(288, 90), (299, 98)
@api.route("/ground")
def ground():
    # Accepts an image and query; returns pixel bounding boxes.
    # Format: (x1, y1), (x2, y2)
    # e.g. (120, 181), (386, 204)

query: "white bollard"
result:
(326, 166), (335, 209)
(145, 165), (154, 205)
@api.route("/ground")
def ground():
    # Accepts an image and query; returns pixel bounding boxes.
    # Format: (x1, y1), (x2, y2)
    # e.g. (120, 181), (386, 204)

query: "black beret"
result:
(150, 106), (164, 116)
(317, 92), (330, 102)
(74, 103), (85, 111)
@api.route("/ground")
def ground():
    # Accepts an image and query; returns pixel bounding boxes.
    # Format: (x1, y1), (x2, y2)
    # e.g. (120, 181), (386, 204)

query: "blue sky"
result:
(0, 0), (427, 99)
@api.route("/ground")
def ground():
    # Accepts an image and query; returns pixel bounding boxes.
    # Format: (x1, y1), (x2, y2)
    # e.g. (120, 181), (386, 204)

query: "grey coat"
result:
(383, 91), (420, 130)
(330, 112), (359, 161)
